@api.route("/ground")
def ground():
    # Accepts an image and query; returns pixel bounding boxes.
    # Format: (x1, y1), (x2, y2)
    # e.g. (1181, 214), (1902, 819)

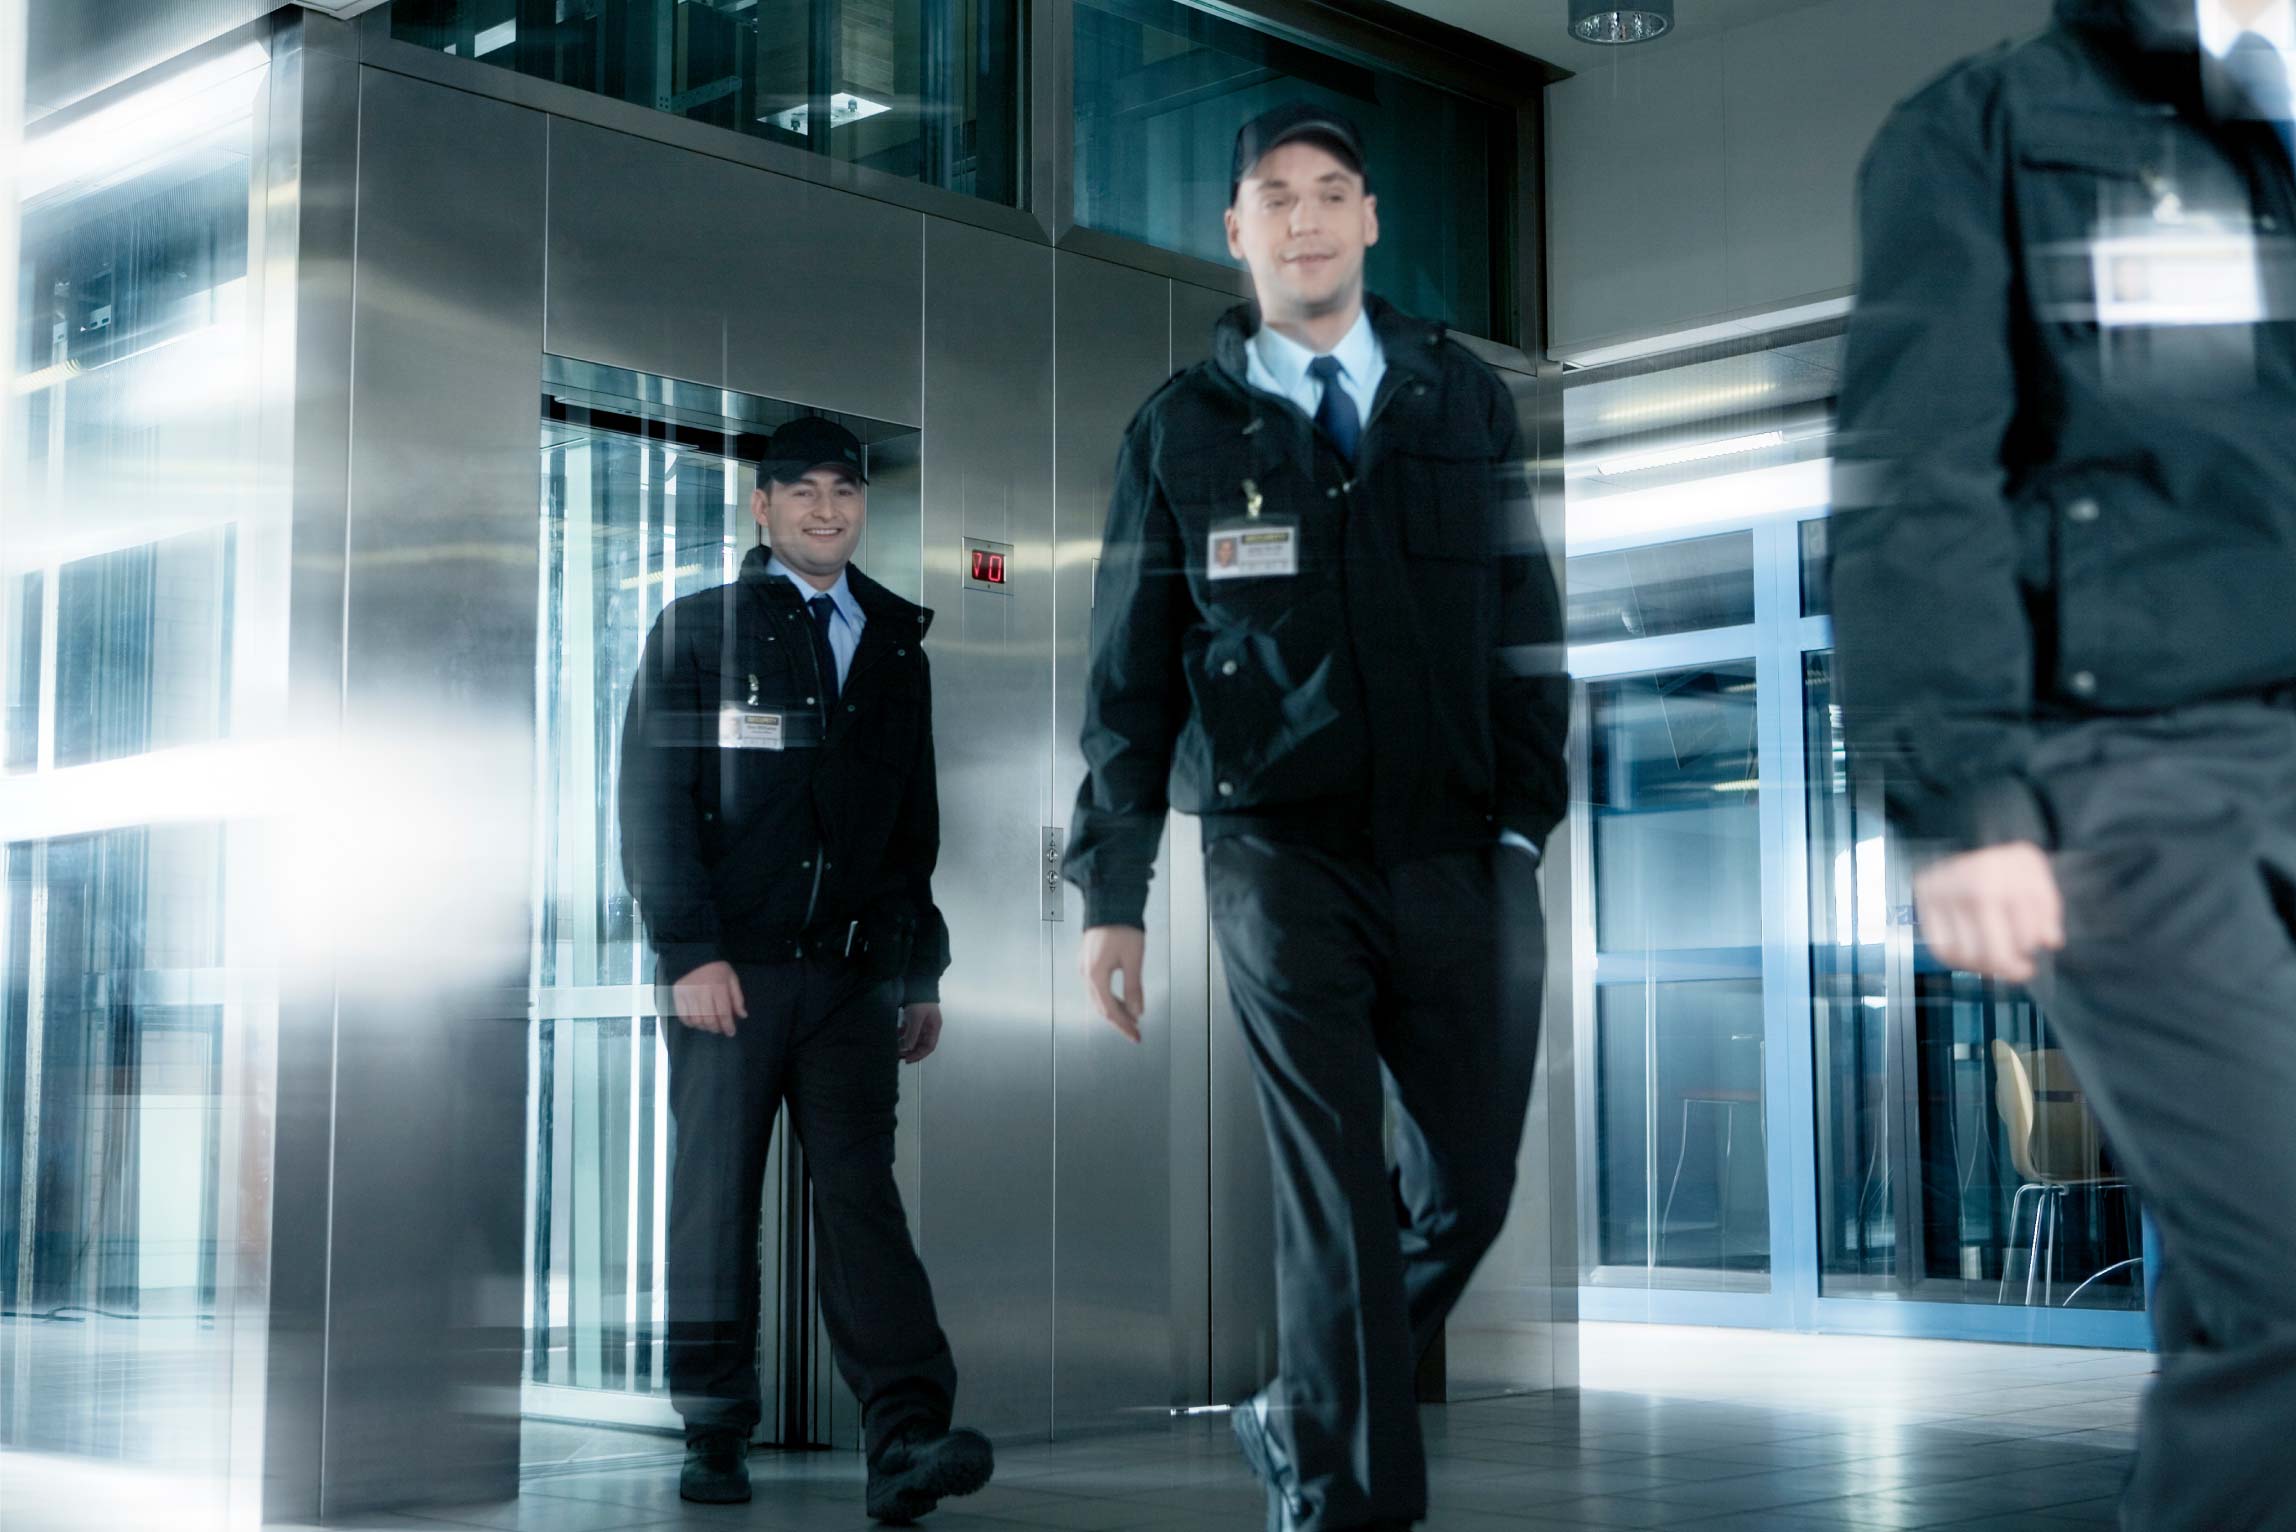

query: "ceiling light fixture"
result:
(1570, 1), (1675, 44)
(1586, 429), (1789, 479)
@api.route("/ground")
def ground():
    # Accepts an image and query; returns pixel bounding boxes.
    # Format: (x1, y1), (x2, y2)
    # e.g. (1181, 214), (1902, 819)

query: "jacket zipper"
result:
(796, 598), (829, 931)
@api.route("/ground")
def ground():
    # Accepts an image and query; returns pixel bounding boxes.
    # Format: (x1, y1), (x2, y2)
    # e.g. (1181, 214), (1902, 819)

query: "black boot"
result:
(866, 1426), (995, 1524)
(678, 1429), (752, 1504)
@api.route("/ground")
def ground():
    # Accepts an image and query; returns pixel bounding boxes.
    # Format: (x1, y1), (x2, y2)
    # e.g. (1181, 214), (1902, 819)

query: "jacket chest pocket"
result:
(2014, 115), (2264, 328)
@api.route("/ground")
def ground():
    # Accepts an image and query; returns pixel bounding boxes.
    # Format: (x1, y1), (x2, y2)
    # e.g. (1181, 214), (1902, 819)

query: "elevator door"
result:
(521, 358), (923, 1457)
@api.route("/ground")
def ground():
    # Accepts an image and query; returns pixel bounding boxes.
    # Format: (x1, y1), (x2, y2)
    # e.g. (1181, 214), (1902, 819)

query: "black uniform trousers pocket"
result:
(1204, 836), (1546, 1532)
(662, 960), (955, 1462)
(2024, 701), (2296, 1532)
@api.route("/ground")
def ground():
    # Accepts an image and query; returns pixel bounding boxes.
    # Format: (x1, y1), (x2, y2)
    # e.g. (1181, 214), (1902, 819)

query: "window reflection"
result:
(1805, 651), (2144, 1311)
(1586, 664), (1770, 1285)
(1072, 0), (1506, 338)
(385, 0), (1024, 205)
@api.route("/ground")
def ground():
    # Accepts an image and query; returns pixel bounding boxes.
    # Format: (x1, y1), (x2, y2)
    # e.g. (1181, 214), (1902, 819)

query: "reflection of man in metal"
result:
(618, 417), (992, 1520)
(1065, 103), (1566, 1532)
(1834, 3), (2296, 1526)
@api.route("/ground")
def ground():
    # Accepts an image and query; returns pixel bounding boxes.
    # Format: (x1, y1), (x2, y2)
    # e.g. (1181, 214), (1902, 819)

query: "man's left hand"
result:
(899, 1003), (944, 1064)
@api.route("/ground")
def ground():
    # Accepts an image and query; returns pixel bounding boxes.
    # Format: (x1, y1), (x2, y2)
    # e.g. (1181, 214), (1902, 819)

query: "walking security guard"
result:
(1064, 105), (1567, 1532)
(617, 416), (993, 1522)
(1834, 2), (2296, 1526)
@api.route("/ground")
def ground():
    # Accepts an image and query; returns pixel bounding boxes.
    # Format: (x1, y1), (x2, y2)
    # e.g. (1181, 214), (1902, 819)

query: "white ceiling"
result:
(1388, 0), (1836, 70)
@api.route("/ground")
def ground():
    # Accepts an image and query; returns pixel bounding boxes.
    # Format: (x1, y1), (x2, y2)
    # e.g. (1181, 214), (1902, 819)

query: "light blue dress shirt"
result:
(1246, 309), (1386, 429)
(765, 555), (865, 688)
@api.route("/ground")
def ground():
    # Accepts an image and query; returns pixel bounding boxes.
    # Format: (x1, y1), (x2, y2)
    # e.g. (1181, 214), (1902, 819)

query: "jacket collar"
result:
(739, 543), (934, 638)
(1212, 292), (1446, 396)
(2057, 0), (2201, 51)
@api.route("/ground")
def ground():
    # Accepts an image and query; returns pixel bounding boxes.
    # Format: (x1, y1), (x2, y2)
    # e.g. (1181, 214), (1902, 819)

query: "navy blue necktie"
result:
(2229, 32), (2296, 168)
(1308, 354), (1361, 465)
(806, 593), (840, 709)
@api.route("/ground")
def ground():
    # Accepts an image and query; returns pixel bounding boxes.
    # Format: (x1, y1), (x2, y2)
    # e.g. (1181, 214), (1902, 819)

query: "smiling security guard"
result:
(1064, 105), (1568, 1532)
(617, 415), (992, 1522)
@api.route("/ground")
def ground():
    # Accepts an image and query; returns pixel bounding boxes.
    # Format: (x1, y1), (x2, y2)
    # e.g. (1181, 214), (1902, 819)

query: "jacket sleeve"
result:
(889, 648), (952, 1005)
(1487, 376), (1570, 848)
(1831, 80), (2053, 857)
(1064, 411), (1189, 929)
(616, 608), (723, 984)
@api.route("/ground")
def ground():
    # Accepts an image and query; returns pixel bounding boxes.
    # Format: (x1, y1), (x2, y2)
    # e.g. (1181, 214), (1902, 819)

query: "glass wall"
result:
(1564, 333), (2148, 1341)
(383, 0), (1024, 206)
(1073, 0), (1508, 339)
(2, 38), (288, 1526)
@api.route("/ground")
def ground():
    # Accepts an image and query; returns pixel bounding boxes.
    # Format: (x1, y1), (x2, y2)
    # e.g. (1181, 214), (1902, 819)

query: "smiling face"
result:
(752, 467), (866, 586)
(1225, 138), (1379, 324)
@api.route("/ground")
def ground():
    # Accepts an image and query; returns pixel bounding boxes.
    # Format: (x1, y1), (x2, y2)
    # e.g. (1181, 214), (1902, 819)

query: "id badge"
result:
(718, 706), (786, 751)
(1207, 520), (1299, 581)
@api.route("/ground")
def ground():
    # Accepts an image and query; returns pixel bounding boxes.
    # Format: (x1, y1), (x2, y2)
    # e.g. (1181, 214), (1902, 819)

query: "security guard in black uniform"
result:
(617, 416), (993, 1522)
(1064, 106), (1568, 1532)
(1835, 3), (2296, 1526)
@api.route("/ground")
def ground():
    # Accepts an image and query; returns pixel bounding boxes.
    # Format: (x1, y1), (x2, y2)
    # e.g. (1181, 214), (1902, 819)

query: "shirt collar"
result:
(764, 555), (863, 626)
(2200, 0), (2296, 57)
(1249, 307), (1381, 394)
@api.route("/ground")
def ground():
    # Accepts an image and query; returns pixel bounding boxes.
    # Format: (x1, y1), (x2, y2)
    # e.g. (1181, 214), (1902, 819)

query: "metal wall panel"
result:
(546, 119), (924, 426)
(1049, 252), (1186, 1428)
(317, 65), (546, 1512)
(915, 219), (1059, 1439)
(262, 14), (362, 1521)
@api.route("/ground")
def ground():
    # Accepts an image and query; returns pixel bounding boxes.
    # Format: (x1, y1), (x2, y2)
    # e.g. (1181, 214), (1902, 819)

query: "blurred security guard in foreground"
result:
(1834, 2), (2296, 1526)
(1064, 104), (1566, 1532)
(618, 416), (992, 1522)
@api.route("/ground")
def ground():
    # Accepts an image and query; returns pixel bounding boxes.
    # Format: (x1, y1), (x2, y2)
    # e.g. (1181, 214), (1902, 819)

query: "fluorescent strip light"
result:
(1587, 428), (1788, 478)
(18, 41), (268, 205)
(1552, 294), (1854, 370)
(475, 20), (517, 55)
(1566, 457), (1832, 552)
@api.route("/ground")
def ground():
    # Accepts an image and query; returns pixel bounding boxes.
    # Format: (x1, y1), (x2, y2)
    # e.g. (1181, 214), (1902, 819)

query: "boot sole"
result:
(867, 1433), (995, 1525)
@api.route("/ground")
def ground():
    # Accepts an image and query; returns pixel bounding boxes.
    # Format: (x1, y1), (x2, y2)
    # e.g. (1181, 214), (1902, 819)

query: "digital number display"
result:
(969, 548), (1008, 585)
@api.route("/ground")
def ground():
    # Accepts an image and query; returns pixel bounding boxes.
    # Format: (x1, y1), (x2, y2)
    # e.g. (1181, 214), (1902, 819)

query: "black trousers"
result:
(662, 959), (955, 1463)
(2024, 702), (2296, 1532)
(1205, 837), (1546, 1532)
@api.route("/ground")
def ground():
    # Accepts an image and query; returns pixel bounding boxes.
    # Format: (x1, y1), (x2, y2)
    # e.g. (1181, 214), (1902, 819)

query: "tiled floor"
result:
(295, 1324), (2151, 1532)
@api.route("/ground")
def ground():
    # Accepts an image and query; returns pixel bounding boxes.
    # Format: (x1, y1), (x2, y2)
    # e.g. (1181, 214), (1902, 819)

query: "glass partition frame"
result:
(1568, 494), (2152, 1348)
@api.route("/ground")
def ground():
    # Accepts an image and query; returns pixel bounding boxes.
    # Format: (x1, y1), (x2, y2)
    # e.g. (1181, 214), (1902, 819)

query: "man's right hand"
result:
(1912, 842), (2065, 985)
(672, 960), (748, 1037)
(1079, 925), (1147, 1042)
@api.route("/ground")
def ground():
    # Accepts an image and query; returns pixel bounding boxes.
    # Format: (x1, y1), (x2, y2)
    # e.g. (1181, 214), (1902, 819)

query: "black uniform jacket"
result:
(1064, 295), (1569, 929)
(617, 545), (951, 1002)
(1833, 0), (2296, 854)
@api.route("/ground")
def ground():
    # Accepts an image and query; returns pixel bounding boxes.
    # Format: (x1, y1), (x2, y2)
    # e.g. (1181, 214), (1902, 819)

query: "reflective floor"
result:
(264, 1324), (2147, 1532)
(1, 1323), (2147, 1530)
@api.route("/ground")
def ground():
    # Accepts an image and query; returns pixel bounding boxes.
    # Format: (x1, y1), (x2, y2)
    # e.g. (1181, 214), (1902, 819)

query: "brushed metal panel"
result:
(320, 66), (545, 1513)
(261, 16), (361, 1522)
(916, 219), (1057, 1440)
(1049, 252), (1183, 1430)
(547, 118), (923, 425)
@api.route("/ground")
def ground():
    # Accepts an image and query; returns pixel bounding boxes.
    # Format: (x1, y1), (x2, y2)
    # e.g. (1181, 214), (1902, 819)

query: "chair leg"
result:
(1999, 1184), (2037, 1305)
(2025, 1187), (2049, 1306)
(1659, 1098), (1694, 1268)
(2041, 1189), (2061, 1309)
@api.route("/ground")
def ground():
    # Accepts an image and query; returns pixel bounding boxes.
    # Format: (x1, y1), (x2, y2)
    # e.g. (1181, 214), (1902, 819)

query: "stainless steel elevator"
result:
(3, 7), (1577, 1521)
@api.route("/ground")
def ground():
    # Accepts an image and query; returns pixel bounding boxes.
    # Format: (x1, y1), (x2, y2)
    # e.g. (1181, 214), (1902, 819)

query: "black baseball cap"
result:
(1230, 102), (1370, 203)
(761, 416), (868, 485)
